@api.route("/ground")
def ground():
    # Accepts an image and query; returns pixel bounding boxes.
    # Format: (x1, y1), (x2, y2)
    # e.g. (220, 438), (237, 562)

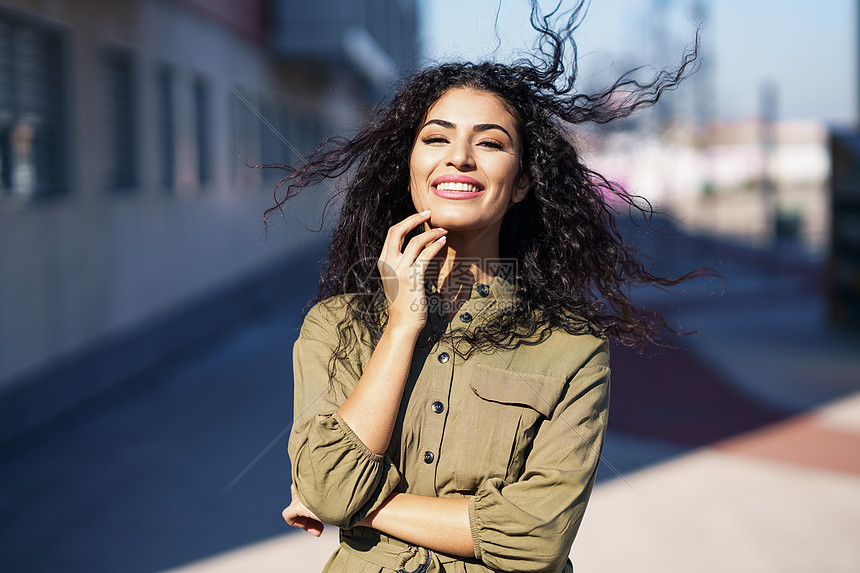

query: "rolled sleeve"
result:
(288, 299), (402, 529)
(468, 347), (610, 572)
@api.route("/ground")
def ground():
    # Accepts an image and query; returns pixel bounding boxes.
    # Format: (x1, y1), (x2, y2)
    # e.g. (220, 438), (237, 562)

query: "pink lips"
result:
(431, 175), (485, 200)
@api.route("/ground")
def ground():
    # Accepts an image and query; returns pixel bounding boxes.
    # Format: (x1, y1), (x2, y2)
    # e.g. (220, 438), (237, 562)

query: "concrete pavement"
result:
(0, 251), (321, 573)
(2, 228), (859, 572)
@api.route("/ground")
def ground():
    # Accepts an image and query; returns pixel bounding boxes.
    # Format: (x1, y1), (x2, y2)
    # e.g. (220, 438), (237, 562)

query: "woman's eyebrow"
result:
(473, 123), (512, 141)
(420, 119), (513, 141)
(420, 119), (455, 130)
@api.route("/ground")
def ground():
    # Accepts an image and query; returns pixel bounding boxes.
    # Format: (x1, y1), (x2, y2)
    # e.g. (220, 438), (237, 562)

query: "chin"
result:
(427, 208), (468, 228)
(429, 212), (491, 232)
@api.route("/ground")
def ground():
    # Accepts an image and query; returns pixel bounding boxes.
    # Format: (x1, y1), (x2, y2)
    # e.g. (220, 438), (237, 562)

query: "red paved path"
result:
(609, 341), (787, 447)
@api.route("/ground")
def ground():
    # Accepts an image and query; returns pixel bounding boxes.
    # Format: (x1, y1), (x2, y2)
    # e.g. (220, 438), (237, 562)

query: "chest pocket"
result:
(448, 364), (566, 492)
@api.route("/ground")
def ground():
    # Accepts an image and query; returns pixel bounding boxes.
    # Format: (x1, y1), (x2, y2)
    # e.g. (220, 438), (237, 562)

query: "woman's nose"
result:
(445, 140), (475, 170)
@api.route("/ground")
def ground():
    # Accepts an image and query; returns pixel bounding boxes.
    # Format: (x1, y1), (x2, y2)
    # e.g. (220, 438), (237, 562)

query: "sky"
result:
(419, 0), (857, 125)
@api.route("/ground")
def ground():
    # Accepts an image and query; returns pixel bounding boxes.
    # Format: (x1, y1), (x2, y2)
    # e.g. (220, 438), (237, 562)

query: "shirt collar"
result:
(424, 262), (517, 301)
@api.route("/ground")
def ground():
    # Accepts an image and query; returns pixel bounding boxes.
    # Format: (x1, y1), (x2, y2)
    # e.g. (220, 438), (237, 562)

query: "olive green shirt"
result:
(288, 274), (610, 573)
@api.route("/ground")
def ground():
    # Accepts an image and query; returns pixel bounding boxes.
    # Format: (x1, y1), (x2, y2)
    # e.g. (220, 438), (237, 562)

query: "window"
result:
(156, 64), (175, 190)
(193, 76), (209, 188)
(0, 9), (68, 200)
(103, 46), (137, 191)
(158, 66), (211, 194)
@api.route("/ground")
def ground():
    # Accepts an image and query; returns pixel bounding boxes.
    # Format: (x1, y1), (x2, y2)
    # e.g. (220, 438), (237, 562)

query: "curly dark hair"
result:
(266, 1), (709, 363)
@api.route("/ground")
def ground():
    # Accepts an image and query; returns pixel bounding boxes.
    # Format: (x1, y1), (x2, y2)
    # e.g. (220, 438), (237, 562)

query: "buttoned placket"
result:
(414, 279), (503, 495)
(415, 286), (452, 495)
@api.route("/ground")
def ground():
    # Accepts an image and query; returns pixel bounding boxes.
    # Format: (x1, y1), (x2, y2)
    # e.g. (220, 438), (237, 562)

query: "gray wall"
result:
(0, 0), (368, 392)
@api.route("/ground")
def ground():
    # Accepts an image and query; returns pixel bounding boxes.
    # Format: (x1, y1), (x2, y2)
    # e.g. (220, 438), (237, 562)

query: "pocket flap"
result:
(470, 364), (566, 417)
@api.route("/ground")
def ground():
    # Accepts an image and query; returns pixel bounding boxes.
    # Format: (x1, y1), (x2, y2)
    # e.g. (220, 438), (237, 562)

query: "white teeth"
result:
(436, 182), (480, 192)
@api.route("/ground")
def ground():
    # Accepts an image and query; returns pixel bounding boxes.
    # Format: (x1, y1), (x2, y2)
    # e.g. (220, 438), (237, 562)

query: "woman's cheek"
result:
(409, 186), (424, 212)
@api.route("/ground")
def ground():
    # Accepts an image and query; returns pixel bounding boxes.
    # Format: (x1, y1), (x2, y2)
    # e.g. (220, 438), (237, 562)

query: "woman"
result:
(277, 4), (701, 571)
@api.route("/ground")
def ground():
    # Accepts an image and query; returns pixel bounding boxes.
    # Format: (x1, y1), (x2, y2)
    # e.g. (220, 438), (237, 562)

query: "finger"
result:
(385, 210), (432, 254)
(380, 211), (433, 267)
(411, 235), (448, 276)
(400, 227), (447, 267)
(287, 514), (324, 537)
(283, 498), (323, 525)
(283, 504), (303, 525)
(283, 504), (304, 525)
(305, 519), (324, 537)
(284, 510), (299, 527)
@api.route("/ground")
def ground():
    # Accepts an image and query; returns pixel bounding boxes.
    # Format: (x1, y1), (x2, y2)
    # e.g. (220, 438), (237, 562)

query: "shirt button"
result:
(431, 401), (444, 414)
(476, 283), (490, 297)
(437, 352), (450, 363)
(460, 312), (472, 323)
(423, 450), (434, 464)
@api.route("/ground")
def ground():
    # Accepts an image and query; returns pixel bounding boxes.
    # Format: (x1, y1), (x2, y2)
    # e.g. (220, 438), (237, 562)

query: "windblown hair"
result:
(266, 1), (708, 362)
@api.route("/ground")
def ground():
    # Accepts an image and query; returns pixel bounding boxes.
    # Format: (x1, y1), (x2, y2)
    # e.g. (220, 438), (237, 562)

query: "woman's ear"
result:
(512, 173), (530, 203)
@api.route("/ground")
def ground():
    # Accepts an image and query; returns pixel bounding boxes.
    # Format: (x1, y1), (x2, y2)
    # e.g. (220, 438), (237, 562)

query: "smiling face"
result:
(409, 88), (528, 238)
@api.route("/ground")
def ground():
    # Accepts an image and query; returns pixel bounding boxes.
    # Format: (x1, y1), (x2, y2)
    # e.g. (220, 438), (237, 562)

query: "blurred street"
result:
(2, 226), (859, 573)
(0, 243), (324, 573)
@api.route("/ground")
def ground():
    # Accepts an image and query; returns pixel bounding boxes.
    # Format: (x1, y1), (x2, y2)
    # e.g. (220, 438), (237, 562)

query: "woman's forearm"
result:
(337, 212), (446, 455)
(336, 323), (420, 454)
(359, 493), (475, 558)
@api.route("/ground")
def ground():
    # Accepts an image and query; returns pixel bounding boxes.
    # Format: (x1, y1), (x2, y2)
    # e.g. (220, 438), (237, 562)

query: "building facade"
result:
(0, 0), (418, 440)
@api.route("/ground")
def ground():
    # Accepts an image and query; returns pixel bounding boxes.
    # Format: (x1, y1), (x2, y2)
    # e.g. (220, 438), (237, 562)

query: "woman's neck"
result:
(427, 230), (500, 319)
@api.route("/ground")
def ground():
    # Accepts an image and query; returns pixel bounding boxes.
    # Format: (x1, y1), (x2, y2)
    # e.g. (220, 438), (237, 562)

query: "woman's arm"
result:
(288, 341), (608, 567)
(287, 301), (405, 528)
(287, 212), (447, 527)
(467, 348), (610, 572)
(336, 211), (447, 454)
(289, 354), (608, 562)
(283, 488), (475, 557)
(334, 321), (424, 454)
(351, 344), (607, 562)
(359, 493), (474, 557)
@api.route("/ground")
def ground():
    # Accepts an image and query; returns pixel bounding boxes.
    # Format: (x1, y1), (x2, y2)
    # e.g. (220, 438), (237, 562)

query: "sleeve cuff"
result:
(468, 494), (484, 561)
(298, 411), (402, 529)
(328, 411), (385, 463)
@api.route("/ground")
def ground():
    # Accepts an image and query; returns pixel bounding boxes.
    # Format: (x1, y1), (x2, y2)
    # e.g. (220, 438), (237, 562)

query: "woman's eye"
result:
(478, 140), (505, 150)
(422, 136), (448, 145)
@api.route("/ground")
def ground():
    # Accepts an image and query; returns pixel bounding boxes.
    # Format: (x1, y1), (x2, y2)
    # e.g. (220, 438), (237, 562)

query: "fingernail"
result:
(436, 236), (446, 243)
(420, 210), (431, 215)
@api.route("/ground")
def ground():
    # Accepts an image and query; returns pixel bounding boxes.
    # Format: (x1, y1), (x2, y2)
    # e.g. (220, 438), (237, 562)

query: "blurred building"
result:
(582, 118), (831, 253)
(829, 131), (860, 328)
(824, 2), (860, 330)
(0, 0), (419, 441)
